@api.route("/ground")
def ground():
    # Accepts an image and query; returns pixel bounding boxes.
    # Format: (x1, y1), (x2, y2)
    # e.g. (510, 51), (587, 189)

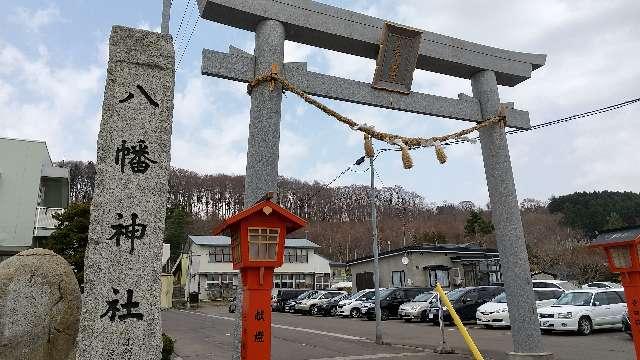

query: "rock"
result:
(0, 248), (81, 360)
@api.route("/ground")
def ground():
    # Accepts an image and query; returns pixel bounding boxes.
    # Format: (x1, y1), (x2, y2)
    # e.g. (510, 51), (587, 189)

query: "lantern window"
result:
(248, 227), (279, 261)
(610, 245), (632, 269)
(231, 232), (242, 264)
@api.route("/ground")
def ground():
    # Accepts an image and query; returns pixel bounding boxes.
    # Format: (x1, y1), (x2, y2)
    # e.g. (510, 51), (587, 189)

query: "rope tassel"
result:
(364, 134), (375, 158)
(401, 146), (414, 169)
(435, 142), (447, 164)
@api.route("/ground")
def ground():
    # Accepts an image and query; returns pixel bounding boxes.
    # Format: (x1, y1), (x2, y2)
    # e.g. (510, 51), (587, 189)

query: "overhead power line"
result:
(176, 1), (201, 69)
(174, 0), (193, 49)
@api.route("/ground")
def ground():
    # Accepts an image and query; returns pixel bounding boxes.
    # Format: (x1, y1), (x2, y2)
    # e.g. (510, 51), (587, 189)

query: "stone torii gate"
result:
(197, 0), (548, 358)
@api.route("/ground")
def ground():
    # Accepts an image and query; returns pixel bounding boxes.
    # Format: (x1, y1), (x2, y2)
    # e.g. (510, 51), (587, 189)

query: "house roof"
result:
(189, 235), (320, 248)
(346, 243), (499, 265)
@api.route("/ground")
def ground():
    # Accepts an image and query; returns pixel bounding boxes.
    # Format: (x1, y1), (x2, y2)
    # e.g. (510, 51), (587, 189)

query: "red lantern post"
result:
(590, 226), (640, 359)
(213, 199), (307, 360)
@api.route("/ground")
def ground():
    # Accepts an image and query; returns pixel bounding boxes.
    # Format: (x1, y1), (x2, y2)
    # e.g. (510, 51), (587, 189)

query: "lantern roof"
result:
(592, 225), (640, 247)
(212, 199), (307, 236)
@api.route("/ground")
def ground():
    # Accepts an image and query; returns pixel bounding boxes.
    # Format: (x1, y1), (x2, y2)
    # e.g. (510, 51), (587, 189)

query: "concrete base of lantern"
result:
(508, 352), (554, 360)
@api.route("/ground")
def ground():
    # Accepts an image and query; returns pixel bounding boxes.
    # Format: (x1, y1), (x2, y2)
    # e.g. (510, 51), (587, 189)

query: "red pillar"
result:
(621, 272), (640, 359)
(241, 267), (274, 360)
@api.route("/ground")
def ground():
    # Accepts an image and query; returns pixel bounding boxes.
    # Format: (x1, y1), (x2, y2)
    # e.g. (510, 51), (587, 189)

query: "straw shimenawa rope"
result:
(248, 67), (507, 168)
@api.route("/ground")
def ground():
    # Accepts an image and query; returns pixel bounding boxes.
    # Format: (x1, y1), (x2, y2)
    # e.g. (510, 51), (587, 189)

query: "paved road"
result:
(162, 305), (633, 360)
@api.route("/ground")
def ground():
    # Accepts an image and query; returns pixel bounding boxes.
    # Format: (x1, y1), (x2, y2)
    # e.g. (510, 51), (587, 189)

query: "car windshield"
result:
(310, 292), (324, 299)
(297, 291), (317, 300)
(361, 289), (393, 301)
(413, 292), (435, 302)
(349, 290), (367, 300)
(493, 292), (507, 303)
(445, 288), (467, 302)
(555, 292), (593, 306)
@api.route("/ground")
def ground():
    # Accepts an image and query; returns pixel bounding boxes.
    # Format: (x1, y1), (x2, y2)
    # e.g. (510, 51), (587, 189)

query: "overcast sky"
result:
(1, 0), (639, 206)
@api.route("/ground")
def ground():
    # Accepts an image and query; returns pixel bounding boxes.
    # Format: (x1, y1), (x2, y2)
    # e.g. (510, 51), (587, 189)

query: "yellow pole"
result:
(434, 283), (484, 360)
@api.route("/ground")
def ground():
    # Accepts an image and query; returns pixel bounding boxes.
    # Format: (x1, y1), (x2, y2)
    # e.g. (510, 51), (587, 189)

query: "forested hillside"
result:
(57, 160), (638, 283)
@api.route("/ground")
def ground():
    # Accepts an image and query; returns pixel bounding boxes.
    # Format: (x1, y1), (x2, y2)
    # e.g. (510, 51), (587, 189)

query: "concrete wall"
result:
(0, 139), (50, 248)
(349, 251), (467, 291)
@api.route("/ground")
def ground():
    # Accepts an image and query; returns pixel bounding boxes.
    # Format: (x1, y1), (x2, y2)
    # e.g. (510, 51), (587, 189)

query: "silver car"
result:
(398, 291), (437, 322)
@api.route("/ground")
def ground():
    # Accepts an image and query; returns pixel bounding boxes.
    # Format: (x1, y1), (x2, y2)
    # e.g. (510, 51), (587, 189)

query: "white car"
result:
(337, 289), (381, 318)
(538, 289), (627, 335)
(295, 290), (347, 314)
(532, 280), (576, 291)
(582, 282), (622, 289)
(398, 291), (438, 322)
(476, 289), (564, 328)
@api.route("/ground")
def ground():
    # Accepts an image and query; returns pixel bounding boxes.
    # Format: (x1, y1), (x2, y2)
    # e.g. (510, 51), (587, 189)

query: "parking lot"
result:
(162, 304), (633, 360)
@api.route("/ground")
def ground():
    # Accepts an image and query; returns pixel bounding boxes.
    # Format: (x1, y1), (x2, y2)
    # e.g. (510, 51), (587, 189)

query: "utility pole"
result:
(369, 156), (382, 344)
(161, 0), (171, 34)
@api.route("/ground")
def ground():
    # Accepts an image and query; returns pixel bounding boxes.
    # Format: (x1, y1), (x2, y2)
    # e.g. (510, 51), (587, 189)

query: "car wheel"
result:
(381, 309), (389, 321)
(309, 305), (317, 316)
(329, 307), (338, 317)
(577, 317), (593, 336)
(420, 311), (429, 323)
(350, 308), (361, 318)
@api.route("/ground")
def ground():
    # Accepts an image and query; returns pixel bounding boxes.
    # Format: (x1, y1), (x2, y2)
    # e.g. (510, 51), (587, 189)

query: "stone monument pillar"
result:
(75, 26), (175, 360)
(473, 70), (549, 359)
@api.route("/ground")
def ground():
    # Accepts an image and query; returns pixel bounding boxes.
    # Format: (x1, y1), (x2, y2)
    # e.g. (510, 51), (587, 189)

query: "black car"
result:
(314, 293), (350, 316)
(623, 311), (632, 337)
(272, 289), (307, 312)
(427, 286), (503, 324)
(362, 287), (431, 321)
(284, 290), (319, 313)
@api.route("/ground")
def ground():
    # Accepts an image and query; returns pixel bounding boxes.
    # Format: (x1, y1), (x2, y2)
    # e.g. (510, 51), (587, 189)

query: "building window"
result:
(231, 233), (241, 264)
(428, 269), (450, 287)
(315, 273), (331, 290)
(206, 273), (238, 290)
(284, 248), (308, 263)
(208, 247), (232, 263)
(248, 227), (279, 261)
(391, 271), (406, 288)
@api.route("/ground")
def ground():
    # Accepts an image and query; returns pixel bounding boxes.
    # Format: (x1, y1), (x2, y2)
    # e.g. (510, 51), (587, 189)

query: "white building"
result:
(184, 235), (331, 301)
(0, 137), (69, 262)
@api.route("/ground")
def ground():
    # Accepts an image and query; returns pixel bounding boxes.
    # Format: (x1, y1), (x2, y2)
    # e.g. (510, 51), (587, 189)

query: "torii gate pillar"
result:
(473, 70), (550, 358)
(246, 20), (285, 206)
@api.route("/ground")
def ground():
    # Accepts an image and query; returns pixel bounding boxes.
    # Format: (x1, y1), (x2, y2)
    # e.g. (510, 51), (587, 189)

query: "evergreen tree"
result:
(165, 206), (188, 262)
(464, 210), (494, 237)
(43, 203), (91, 285)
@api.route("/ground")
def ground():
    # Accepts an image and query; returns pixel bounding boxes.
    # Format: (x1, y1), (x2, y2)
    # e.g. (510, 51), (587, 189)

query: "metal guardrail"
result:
(34, 207), (64, 232)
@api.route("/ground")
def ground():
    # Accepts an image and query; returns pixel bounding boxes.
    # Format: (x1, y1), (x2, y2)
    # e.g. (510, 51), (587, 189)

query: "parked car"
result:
(362, 287), (431, 321)
(476, 289), (564, 328)
(398, 291), (438, 322)
(295, 290), (347, 314)
(622, 311), (632, 337)
(532, 280), (576, 291)
(272, 289), (307, 312)
(337, 289), (381, 318)
(315, 293), (350, 316)
(582, 282), (622, 289)
(284, 290), (319, 313)
(427, 286), (504, 324)
(538, 288), (627, 335)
